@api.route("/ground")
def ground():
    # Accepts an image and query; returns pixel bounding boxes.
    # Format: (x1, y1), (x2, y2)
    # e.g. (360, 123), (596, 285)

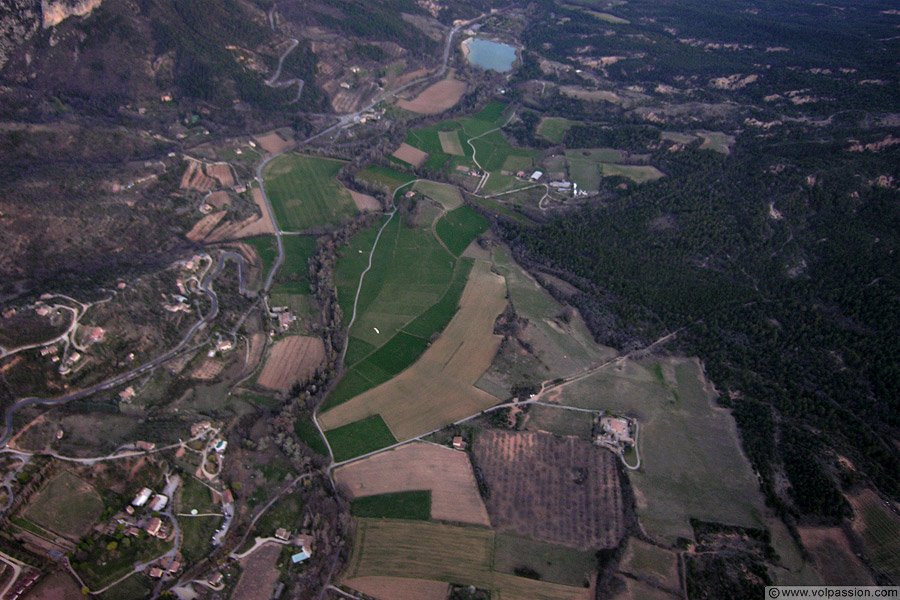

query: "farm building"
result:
(150, 494), (169, 511)
(190, 421), (211, 436)
(452, 436), (467, 450)
(530, 170), (544, 181)
(137, 441), (155, 451)
(132, 487), (153, 507)
(145, 517), (162, 536)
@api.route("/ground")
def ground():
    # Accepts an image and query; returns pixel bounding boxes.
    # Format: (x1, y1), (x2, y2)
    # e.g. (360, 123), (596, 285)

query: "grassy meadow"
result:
(551, 357), (765, 543)
(262, 154), (357, 230)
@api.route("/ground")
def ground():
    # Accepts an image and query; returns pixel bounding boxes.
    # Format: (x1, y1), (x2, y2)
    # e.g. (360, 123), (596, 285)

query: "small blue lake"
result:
(464, 38), (517, 72)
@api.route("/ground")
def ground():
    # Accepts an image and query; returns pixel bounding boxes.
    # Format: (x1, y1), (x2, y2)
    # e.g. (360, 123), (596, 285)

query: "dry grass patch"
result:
(798, 526), (874, 585)
(350, 190), (380, 212)
(257, 335), (326, 392)
(398, 78), (468, 114)
(232, 543), (282, 600)
(334, 442), (490, 526)
(192, 359), (224, 380)
(439, 130), (465, 155)
(186, 211), (226, 242)
(319, 260), (505, 440)
(345, 519), (591, 600)
(392, 142), (429, 167)
(472, 430), (624, 551)
(345, 576), (448, 600)
(560, 86), (623, 104)
(24, 471), (103, 540)
(253, 131), (292, 155)
(414, 180), (464, 210)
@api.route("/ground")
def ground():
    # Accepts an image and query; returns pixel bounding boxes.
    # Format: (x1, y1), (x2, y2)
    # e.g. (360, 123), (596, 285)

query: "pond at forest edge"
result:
(463, 38), (517, 72)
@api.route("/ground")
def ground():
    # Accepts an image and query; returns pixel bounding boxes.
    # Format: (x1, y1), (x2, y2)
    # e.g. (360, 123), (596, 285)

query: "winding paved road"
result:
(0, 253), (248, 448)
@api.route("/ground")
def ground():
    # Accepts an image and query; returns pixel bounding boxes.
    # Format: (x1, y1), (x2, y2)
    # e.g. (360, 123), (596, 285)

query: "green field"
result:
(263, 154), (357, 230)
(326, 202), (481, 411)
(245, 235), (278, 287)
(538, 117), (577, 143)
(523, 403), (595, 439)
(599, 163), (665, 183)
(180, 515), (222, 563)
(351, 490), (432, 520)
(24, 471), (103, 539)
(619, 538), (680, 591)
(253, 494), (306, 538)
(493, 533), (597, 587)
(179, 476), (219, 514)
(276, 235), (317, 286)
(435, 206), (489, 256)
(552, 357), (765, 542)
(356, 165), (417, 193)
(326, 415), (397, 462)
(566, 157), (602, 191)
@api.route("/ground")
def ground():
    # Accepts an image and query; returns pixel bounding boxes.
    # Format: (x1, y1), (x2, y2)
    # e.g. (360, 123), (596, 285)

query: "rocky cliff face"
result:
(41, 0), (103, 28)
(0, 0), (102, 70)
(0, 0), (41, 70)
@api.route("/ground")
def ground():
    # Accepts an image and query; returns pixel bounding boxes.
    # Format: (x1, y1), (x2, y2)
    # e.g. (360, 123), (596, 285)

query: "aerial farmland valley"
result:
(1, 0), (899, 598)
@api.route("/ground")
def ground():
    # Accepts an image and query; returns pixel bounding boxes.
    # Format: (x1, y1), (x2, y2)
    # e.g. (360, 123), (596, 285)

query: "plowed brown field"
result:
(186, 211), (226, 242)
(334, 442), (491, 526)
(207, 163), (235, 188)
(397, 79), (467, 114)
(180, 160), (217, 192)
(391, 143), (429, 167)
(472, 430), (624, 551)
(345, 577), (448, 600)
(232, 543), (281, 600)
(257, 335), (326, 391)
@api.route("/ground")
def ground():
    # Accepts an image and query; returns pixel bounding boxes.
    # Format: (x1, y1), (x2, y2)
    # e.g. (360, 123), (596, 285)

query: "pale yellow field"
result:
(345, 519), (591, 600)
(413, 180), (464, 210)
(319, 260), (505, 440)
(344, 577), (448, 600)
(334, 442), (491, 526)
(438, 130), (465, 155)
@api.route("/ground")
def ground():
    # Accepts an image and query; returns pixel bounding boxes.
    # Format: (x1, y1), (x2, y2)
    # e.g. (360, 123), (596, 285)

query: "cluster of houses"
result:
(275, 528), (315, 564)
